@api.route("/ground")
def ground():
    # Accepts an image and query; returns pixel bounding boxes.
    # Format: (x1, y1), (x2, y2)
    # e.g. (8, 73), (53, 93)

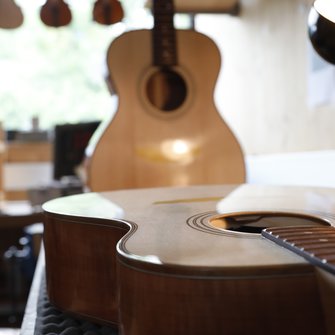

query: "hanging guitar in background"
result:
(40, 0), (72, 28)
(93, 0), (124, 25)
(0, 0), (23, 29)
(85, 0), (245, 192)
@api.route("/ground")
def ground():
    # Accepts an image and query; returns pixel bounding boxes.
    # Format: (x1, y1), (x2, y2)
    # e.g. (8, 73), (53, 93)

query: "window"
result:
(0, 0), (150, 130)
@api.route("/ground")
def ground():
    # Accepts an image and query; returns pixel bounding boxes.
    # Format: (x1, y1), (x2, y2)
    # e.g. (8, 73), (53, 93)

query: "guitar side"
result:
(86, 30), (245, 191)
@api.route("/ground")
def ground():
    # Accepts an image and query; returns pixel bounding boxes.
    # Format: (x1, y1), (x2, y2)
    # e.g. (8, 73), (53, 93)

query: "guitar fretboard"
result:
(152, 0), (177, 67)
(262, 226), (335, 275)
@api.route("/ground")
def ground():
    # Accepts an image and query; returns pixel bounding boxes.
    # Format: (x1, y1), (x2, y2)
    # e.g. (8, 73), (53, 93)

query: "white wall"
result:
(196, 0), (335, 155)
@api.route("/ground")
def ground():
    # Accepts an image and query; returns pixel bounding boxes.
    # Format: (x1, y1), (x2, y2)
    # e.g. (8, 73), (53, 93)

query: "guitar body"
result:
(86, 29), (245, 191)
(43, 184), (335, 334)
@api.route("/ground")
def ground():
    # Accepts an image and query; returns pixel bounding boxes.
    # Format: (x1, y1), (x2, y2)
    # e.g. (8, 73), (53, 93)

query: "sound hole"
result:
(210, 213), (328, 234)
(146, 68), (187, 112)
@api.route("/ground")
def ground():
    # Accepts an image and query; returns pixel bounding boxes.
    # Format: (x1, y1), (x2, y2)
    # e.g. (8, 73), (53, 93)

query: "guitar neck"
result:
(152, 0), (177, 67)
(262, 226), (335, 275)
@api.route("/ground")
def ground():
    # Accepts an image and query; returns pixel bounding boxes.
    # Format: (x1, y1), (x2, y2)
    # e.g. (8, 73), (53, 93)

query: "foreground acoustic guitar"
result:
(43, 184), (335, 335)
(85, 0), (245, 191)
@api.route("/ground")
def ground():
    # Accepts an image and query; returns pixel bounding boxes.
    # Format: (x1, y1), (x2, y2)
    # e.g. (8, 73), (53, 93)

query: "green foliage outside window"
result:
(0, 0), (149, 130)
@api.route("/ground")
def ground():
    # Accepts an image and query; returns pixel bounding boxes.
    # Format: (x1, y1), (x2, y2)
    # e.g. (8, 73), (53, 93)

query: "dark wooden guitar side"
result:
(85, 0), (245, 191)
(43, 184), (335, 334)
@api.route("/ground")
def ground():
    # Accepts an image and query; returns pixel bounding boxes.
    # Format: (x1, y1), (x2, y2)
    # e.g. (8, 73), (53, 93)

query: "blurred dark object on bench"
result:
(0, 208), (43, 327)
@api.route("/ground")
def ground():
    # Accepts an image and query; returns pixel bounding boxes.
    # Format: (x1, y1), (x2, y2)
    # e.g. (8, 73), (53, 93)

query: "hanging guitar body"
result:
(86, 1), (245, 191)
(0, 0), (23, 29)
(93, 0), (124, 25)
(40, 0), (72, 28)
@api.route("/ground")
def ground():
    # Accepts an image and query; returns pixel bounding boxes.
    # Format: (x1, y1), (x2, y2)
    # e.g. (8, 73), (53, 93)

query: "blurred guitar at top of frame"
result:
(85, 0), (245, 192)
(40, 0), (72, 28)
(0, 0), (23, 29)
(93, 0), (124, 25)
